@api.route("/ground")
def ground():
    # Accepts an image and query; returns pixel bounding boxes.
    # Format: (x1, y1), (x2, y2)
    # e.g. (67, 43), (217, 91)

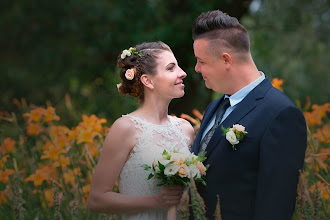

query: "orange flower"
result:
(53, 155), (70, 168)
(48, 125), (71, 148)
(304, 103), (330, 126)
(44, 107), (60, 123)
(44, 188), (54, 207)
(86, 143), (99, 157)
(309, 181), (329, 200)
(192, 109), (203, 120)
(79, 114), (107, 133)
(63, 168), (81, 185)
(83, 184), (90, 195)
(271, 78), (284, 90)
(24, 165), (57, 186)
(26, 123), (43, 135)
(0, 137), (16, 154)
(23, 107), (46, 123)
(82, 184), (91, 204)
(41, 142), (67, 161)
(76, 127), (98, 144)
(0, 169), (15, 183)
(313, 124), (330, 143)
(180, 113), (198, 125)
(0, 189), (10, 205)
(0, 155), (10, 169)
(311, 103), (330, 118)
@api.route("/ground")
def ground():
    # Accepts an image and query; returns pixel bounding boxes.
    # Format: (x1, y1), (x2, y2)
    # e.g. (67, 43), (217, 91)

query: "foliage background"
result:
(0, 0), (329, 219)
(1, 0), (328, 126)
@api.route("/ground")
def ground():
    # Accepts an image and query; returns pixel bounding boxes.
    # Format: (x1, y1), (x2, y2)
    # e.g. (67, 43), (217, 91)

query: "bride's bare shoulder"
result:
(102, 116), (137, 152)
(109, 116), (136, 135)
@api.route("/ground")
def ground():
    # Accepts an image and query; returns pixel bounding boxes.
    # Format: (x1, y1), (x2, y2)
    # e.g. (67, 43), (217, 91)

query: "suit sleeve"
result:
(254, 105), (307, 220)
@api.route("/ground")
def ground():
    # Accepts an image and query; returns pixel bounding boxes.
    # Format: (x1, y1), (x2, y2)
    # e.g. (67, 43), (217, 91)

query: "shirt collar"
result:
(225, 71), (265, 107)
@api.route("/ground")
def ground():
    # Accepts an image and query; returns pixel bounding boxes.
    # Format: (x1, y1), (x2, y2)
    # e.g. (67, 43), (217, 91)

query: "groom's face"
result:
(193, 39), (227, 93)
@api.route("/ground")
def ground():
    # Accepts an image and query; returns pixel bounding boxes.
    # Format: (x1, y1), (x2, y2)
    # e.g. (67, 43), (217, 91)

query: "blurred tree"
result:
(241, 0), (329, 105)
(0, 0), (252, 125)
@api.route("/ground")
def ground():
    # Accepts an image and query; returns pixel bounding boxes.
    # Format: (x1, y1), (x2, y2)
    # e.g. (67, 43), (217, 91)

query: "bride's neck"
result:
(134, 97), (170, 124)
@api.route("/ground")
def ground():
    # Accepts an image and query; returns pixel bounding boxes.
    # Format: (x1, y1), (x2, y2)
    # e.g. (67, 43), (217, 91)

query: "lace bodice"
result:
(118, 114), (190, 198)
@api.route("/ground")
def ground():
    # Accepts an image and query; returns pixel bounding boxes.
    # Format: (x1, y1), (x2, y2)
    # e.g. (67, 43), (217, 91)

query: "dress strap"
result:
(121, 114), (145, 132)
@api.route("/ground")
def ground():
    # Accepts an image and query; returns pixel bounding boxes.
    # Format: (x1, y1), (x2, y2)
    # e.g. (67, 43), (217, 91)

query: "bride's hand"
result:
(154, 185), (185, 208)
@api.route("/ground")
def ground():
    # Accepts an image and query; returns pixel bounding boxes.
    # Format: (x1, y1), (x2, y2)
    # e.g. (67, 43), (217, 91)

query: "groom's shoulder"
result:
(262, 86), (300, 112)
(265, 87), (295, 105)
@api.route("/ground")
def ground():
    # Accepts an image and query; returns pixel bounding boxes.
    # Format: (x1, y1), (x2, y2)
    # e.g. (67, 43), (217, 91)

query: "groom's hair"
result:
(192, 10), (250, 55)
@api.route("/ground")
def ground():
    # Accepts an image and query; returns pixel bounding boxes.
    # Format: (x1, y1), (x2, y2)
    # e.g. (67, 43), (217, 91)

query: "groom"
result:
(191, 10), (307, 220)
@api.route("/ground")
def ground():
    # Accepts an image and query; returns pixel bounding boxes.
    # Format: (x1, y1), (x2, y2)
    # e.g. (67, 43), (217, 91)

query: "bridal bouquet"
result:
(142, 147), (209, 220)
(143, 147), (209, 187)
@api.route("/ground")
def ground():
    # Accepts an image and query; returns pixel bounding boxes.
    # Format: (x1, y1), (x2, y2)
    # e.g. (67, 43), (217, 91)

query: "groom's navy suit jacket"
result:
(191, 76), (307, 220)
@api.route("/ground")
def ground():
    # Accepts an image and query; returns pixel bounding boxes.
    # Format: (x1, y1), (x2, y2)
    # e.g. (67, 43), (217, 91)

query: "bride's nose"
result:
(178, 67), (187, 79)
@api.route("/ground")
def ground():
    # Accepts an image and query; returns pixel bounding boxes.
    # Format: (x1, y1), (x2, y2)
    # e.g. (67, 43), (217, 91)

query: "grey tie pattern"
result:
(199, 98), (230, 153)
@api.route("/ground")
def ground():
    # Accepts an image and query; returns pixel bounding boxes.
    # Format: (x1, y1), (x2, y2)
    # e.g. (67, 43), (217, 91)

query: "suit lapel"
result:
(204, 76), (272, 159)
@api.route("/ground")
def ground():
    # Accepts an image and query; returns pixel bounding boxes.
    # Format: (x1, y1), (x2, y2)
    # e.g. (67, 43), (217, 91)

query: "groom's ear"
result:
(222, 52), (232, 69)
(140, 74), (154, 89)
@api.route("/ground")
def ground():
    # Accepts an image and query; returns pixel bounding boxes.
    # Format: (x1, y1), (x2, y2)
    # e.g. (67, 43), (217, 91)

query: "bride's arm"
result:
(88, 117), (182, 214)
(181, 118), (195, 147)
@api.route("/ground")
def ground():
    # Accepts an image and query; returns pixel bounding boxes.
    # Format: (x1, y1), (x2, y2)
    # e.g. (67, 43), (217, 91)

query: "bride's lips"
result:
(175, 80), (184, 86)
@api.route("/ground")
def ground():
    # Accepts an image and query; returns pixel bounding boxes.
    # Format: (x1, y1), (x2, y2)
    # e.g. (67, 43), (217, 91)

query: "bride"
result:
(88, 41), (194, 219)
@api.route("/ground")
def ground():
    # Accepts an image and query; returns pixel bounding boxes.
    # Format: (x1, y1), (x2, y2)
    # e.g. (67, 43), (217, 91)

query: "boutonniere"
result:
(222, 124), (248, 150)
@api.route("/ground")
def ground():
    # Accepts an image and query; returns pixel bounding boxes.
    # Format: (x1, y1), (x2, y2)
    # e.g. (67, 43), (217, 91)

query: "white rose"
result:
(226, 130), (239, 145)
(188, 164), (201, 179)
(120, 49), (131, 59)
(233, 124), (247, 134)
(164, 164), (179, 176)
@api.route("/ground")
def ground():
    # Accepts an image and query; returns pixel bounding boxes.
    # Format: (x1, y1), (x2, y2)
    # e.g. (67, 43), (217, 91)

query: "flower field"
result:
(0, 79), (329, 219)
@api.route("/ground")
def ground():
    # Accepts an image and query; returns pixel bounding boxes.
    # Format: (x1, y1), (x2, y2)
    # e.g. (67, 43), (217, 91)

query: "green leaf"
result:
(158, 161), (165, 170)
(165, 161), (174, 166)
(141, 164), (151, 171)
(147, 173), (154, 180)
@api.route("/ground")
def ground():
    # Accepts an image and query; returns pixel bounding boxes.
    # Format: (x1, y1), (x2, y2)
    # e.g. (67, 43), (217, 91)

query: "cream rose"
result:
(196, 161), (206, 175)
(233, 124), (247, 134)
(226, 130), (239, 145)
(171, 153), (186, 165)
(178, 164), (189, 177)
(125, 68), (135, 80)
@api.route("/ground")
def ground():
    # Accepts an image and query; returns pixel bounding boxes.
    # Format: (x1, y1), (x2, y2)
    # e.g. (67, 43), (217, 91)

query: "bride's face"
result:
(151, 51), (187, 99)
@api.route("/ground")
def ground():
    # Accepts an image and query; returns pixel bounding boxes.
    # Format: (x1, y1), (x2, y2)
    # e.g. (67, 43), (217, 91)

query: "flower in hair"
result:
(121, 47), (142, 59)
(116, 83), (122, 92)
(121, 49), (131, 59)
(125, 68), (135, 80)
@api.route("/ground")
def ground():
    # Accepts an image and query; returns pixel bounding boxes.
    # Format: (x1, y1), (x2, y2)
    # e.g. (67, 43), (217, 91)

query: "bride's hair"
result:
(117, 41), (171, 102)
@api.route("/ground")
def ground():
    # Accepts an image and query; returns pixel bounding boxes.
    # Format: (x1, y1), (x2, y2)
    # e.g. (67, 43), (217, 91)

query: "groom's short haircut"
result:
(192, 10), (250, 55)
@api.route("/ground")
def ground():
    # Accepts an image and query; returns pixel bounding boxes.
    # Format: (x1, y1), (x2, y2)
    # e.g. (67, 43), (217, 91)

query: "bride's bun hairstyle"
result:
(117, 41), (171, 102)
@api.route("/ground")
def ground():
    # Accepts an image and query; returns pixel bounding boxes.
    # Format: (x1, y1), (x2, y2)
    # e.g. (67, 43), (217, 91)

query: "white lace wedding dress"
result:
(118, 114), (190, 220)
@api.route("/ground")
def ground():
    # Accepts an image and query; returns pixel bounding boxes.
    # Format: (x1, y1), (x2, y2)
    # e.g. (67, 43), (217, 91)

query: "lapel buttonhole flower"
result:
(222, 124), (248, 150)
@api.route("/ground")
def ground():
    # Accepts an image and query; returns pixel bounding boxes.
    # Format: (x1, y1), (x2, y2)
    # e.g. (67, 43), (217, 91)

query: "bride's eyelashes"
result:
(166, 63), (175, 71)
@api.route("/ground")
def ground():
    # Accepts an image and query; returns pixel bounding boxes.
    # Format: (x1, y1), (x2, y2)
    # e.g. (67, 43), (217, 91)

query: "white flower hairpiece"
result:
(121, 49), (131, 59)
(120, 47), (142, 59)
(125, 68), (135, 80)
